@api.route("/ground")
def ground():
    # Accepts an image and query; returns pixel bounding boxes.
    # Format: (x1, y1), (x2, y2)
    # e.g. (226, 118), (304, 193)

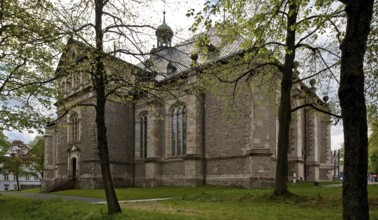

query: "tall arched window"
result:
(70, 113), (79, 142)
(172, 106), (187, 156)
(73, 74), (80, 89)
(140, 113), (148, 159)
(60, 80), (66, 94)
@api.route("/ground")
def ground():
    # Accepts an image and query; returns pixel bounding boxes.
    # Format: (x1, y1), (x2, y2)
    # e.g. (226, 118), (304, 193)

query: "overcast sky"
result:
(3, 0), (344, 150)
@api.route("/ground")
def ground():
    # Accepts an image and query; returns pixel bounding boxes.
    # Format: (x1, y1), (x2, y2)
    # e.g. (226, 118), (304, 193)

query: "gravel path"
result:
(1, 191), (106, 203)
(0, 191), (171, 204)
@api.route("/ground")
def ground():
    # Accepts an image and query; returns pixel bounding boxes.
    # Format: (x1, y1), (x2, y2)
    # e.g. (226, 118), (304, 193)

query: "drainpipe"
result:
(303, 108), (307, 181)
(201, 93), (207, 185)
(132, 102), (136, 186)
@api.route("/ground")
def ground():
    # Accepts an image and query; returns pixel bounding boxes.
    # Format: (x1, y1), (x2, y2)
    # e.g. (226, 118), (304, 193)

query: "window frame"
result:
(172, 105), (187, 157)
(70, 113), (80, 142)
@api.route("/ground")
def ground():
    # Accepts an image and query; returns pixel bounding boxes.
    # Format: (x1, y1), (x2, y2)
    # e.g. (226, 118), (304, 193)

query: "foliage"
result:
(369, 119), (378, 173)
(0, 131), (10, 149)
(365, 2), (378, 117)
(0, 0), (63, 132)
(28, 136), (45, 181)
(1, 140), (30, 190)
(1, 184), (378, 219)
(0, 131), (10, 172)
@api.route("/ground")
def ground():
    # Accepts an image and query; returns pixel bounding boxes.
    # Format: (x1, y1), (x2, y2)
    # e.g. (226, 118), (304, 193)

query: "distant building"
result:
(0, 141), (41, 191)
(0, 172), (40, 191)
(43, 13), (333, 191)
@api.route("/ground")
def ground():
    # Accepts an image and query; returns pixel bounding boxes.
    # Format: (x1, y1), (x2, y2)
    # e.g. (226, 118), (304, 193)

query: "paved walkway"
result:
(0, 191), (106, 203)
(0, 191), (171, 204)
(322, 181), (378, 188)
(3, 182), (377, 202)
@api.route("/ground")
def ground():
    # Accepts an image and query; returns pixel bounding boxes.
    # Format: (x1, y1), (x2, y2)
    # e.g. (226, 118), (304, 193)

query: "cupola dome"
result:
(155, 11), (173, 48)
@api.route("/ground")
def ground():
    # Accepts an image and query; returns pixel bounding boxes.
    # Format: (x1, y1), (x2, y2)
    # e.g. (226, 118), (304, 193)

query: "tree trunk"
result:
(94, 0), (121, 214)
(339, 0), (374, 219)
(274, 1), (298, 196)
(16, 174), (20, 191)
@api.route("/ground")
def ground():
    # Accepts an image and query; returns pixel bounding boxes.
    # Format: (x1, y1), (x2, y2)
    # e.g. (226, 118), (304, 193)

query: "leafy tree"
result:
(188, 0), (341, 195)
(0, 0), (63, 132)
(1, 140), (30, 191)
(365, 3), (378, 121)
(370, 149), (378, 174)
(367, 99), (378, 174)
(0, 131), (10, 149)
(53, 0), (157, 214)
(0, 131), (10, 173)
(92, 0), (121, 213)
(28, 136), (45, 181)
(338, 0), (375, 218)
(368, 118), (378, 174)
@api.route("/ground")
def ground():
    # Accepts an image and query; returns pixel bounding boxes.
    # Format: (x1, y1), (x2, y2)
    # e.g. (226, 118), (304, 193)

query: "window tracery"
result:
(172, 105), (187, 156)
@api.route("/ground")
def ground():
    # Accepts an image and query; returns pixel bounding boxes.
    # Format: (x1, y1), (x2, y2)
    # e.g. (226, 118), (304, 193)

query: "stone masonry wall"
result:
(205, 93), (251, 157)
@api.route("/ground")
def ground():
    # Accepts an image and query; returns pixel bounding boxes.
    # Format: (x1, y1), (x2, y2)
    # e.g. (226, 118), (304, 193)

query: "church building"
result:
(42, 13), (333, 191)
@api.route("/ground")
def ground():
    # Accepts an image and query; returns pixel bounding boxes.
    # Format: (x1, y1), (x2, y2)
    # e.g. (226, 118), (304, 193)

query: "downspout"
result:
(303, 108), (307, 181)
(201, 93), (207, 185)
(132, 102), (136, 187)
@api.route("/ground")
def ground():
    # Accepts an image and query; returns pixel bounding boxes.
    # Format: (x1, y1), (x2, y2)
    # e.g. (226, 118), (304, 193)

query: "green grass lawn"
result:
(0, 182), (377, 219)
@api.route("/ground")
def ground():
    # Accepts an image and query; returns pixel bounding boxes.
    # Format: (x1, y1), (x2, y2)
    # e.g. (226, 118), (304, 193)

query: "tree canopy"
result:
(0, 0), (63, 132)
(0, 140), (30, 191)
(28, 136), (45, 181)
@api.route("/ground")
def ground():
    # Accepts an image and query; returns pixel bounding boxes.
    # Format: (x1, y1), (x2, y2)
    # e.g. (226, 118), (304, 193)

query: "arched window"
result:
(140, 113), (148, 159)
(60, 80), (66, 94)
(66, 77), (72, 92)
(172, 106), (187, 156)
(70, 113), (80, 142)
(73, 74), (80, 89)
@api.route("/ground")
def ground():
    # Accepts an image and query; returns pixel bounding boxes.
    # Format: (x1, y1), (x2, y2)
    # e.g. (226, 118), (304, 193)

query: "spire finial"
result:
(163, 11), (166, 23)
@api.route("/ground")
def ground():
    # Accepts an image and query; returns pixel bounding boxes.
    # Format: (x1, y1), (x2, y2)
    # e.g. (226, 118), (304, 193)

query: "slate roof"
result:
(137, 28), (245, 81)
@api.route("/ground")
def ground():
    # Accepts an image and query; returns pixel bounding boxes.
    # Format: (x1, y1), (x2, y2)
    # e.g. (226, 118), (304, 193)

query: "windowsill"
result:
(68, 140), (82, 145)
(165, 156), (186, 161)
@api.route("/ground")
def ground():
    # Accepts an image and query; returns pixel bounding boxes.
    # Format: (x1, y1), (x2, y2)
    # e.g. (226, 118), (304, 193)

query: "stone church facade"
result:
(42, 14), (333, 191)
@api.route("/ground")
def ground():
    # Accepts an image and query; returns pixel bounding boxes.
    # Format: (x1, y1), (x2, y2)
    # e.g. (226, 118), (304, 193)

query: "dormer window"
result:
(207, 44), (216, 53)
(206, 44), (218, 60)
(167, 62), (177, 75)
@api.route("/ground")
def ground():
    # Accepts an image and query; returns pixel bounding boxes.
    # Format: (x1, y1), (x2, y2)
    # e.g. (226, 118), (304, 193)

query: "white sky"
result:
(3, 0), (344, 149)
